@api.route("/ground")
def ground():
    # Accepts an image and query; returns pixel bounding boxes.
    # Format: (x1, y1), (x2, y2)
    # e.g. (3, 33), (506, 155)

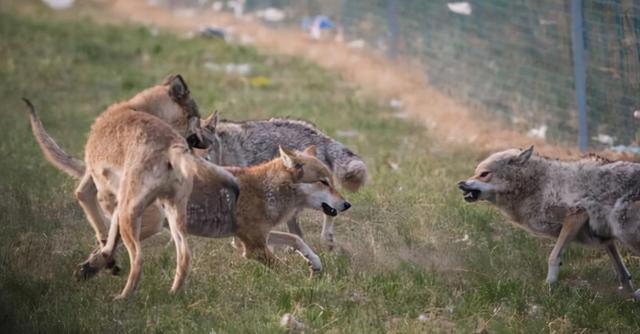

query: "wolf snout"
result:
(186, 132), (209, 149)
(322, 203), (338, 216)
(457, 181), (480, 202)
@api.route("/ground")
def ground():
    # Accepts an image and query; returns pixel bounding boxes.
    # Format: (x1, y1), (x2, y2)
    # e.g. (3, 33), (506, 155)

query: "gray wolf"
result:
(198, 112), (367, 248)
(458, 146), (640, 300)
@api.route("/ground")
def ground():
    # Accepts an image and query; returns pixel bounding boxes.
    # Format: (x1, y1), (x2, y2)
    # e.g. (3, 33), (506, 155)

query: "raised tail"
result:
(169, 145), (240, 200)
(327, 144), (368, 192)
(23, 98), (86, 179)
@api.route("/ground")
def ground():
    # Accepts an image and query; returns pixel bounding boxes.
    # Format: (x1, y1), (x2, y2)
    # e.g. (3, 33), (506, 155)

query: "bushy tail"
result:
(169, 145), (240, 199)
(23, 98), (86, 179)
(327, 143), (368, 192)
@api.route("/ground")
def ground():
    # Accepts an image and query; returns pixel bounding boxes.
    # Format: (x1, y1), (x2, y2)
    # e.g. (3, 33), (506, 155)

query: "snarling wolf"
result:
(458, 146), (640, 300)
(95, 146), (348, 277)
(198, 113), (367, 248)
(222, 146), (351, 271)
(27, 103), (348, 283)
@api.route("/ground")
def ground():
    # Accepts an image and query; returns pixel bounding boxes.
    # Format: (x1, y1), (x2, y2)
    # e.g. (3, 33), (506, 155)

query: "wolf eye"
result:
(479, 171), (491, 178)
(320, 180), (330, 186)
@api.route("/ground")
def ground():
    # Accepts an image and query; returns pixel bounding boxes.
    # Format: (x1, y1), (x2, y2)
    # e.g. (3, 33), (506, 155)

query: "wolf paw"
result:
(321, 235), (336, 251)
(75, 261), (100, 281)
(633, 289), (640, 302)
(545, 267), (559, 287)
(309, 265), (323, 279)
(113, 293), (128, 301)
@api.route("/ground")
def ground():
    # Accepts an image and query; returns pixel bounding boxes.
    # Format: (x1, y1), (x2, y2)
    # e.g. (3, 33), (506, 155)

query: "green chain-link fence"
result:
(163, 0), (640, 150)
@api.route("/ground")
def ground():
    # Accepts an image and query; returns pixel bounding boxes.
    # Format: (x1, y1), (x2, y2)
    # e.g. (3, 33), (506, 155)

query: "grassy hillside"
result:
(1, 2), (639, 332)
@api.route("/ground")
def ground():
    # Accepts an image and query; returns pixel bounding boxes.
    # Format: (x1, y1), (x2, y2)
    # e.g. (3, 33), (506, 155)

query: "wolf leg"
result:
(268, 231), (322, 276)
(605, 243), (635, 295)
(237, 233), (279, 267)
(321, 215), (336, 250)
(162, 197), (191, 294)
(75, 181), (119, 280)
(546, 210), (588, 285)
(286, 215), (304, 238)
(75, 173), (110, 243)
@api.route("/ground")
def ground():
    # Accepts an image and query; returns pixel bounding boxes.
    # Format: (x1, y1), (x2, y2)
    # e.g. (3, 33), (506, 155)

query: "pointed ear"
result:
(513, 145), (534, 165)
(203, 110), (219, 130)
(167, 74), (190, 102)
(302, 145), (317, 157)
(279, 145), (295, 168)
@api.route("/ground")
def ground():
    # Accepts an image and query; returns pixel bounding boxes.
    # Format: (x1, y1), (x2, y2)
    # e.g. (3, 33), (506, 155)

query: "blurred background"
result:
(160, 0), (640, 152)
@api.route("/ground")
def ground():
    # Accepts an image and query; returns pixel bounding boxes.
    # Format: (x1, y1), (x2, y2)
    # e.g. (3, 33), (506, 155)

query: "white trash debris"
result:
(610, 145), (640, 155)
(227, 0), (245, 18)
(447, 2), (472, 16)
(211, 1), (224, 11)
(256, 8), (285, 22)
(527, 125), (547, 139)
(592, 134), (615, 146)
(389, 99), (403, 110)
(41, 0), (74, 10)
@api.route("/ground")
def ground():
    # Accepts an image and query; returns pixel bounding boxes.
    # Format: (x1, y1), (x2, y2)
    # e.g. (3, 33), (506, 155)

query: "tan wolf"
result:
(24, 75), (237, 299)
(27, 105), (348, 278)
(27, 75), (211, 277)
(223, 145), (351, 270)
(197, 113), (367, 249)
(458, 146), (640, 300)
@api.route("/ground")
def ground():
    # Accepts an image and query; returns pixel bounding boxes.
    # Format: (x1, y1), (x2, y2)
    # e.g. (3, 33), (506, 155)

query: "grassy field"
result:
(1, 2), (640, 333)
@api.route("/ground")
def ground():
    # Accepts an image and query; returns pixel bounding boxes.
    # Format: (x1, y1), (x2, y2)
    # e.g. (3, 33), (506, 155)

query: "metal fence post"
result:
(386, 0), (399, 60)
(571, 0), (589, 151)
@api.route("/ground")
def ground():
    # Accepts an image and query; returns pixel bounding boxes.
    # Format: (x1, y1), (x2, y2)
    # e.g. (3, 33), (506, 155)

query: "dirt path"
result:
(108, 0), (578, 158)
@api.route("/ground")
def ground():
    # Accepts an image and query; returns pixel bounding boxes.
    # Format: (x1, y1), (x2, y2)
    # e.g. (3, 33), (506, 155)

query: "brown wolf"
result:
(224, 145), (351, 270)
(197, 112), (367, 249)
(458, 146), (640, 300)
(86, 146), (349, 278)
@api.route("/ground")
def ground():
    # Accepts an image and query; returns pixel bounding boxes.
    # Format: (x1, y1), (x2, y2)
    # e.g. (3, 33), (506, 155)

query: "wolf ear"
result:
(167, 74), (190, 101)
(279, 146), (296, 169)
(203, 110), (219, 130)
(512, 145), (534, 165)
(302, 145), (317, 157)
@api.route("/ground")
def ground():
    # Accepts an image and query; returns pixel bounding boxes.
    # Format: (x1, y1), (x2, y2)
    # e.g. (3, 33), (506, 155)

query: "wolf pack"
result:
(25, 75), (640, 302)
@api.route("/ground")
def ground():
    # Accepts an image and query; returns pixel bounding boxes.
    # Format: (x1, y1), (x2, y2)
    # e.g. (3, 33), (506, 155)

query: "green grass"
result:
(1, 2), (640, 333)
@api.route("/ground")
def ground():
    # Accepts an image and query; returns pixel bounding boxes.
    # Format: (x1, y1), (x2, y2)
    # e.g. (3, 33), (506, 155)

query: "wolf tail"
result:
(168, 145), (240, 200)
(23, 98), (86, 179)
(327, 144), (368, 193)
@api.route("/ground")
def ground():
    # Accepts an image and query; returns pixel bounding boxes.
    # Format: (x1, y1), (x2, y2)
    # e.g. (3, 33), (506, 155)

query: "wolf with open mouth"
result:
(458, 146), (640, 301)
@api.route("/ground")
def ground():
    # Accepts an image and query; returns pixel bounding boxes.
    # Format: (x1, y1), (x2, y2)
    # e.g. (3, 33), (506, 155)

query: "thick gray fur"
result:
(208, 118), (367, 192)
(460, 148), (640, 299)
(202, 116), (368, 246)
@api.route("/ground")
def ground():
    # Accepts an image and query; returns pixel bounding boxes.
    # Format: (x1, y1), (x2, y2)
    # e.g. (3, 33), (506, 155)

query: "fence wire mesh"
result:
(163, 0), (640, 149)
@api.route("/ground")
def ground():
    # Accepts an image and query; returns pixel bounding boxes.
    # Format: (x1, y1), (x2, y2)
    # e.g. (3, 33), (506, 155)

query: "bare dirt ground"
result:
(107, 0), (579, 158)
